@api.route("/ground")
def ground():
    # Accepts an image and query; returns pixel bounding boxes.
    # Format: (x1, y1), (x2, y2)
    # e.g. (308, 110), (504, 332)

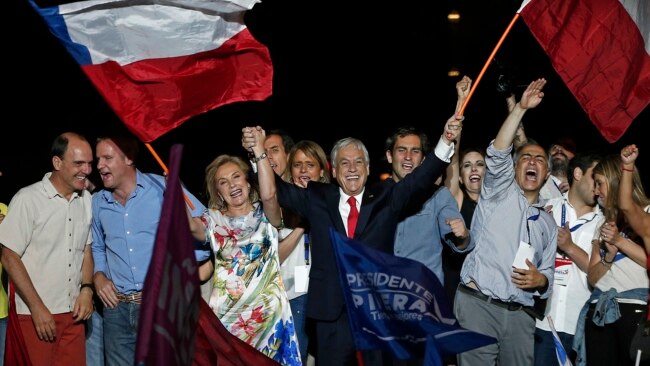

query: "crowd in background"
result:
(0, 76), (648, 366)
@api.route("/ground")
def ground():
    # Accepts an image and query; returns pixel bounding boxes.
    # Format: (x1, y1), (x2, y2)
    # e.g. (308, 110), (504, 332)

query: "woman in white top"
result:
(573, 154), (649, 366)
(279, 140), (331, 364)
(618, 144), (650, 253)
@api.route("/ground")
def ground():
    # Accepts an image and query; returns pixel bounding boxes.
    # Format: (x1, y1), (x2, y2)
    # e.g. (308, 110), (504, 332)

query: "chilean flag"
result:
(519, 0), (649, 143)
(29, 0), (273, 142)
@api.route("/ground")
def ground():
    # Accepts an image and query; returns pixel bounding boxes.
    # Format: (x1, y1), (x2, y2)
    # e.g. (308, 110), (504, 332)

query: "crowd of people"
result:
(0, 76), (648, 366)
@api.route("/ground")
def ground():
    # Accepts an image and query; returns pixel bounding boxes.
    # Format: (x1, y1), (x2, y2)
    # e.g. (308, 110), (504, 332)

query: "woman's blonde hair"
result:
(593, 154), (650, 226)
(288, 140), (331, 184)
(205, 155), (259, 211)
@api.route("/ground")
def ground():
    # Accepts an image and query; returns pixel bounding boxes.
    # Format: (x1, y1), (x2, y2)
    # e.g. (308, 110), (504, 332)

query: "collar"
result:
(42, 172), (59, 199)
(42, 172), (82, 200)
(339, 188), (365, 206)
(99, 169), (148, 203)
(562, 193), (602, 220)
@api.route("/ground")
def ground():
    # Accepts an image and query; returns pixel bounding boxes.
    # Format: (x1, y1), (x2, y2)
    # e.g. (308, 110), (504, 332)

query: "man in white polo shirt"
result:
(534, 152), (602, 365)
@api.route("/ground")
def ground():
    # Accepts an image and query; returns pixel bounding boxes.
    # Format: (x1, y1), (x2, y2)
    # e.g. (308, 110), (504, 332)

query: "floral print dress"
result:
(203, 202), (301, 365)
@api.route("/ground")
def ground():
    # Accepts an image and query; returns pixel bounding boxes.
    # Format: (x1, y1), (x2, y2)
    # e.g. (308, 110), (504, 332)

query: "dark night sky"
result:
(3, 0), (648, 204)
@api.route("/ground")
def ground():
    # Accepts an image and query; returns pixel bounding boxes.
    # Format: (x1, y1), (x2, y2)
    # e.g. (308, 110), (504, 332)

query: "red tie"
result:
(347, 196), (359, 238)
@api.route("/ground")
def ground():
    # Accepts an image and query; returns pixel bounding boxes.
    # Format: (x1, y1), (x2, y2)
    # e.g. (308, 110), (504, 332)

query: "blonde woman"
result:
(189, 127), (301, 365)
(573, 154), (649, 366)
(278, 140), (331, 364)
(618, 144), (650, 252)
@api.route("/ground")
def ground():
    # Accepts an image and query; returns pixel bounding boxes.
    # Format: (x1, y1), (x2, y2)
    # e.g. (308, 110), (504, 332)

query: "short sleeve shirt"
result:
(0, 173), (92, 314)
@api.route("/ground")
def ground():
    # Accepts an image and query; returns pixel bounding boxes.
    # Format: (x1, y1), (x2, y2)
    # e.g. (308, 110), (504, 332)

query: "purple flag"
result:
(135, 144), (200, 365)
(193, 298), (281, 366)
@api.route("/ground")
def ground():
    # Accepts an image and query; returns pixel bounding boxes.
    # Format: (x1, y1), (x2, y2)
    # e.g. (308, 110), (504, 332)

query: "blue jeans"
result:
(0, 316), (7, 366)
(534, 327), (575, 366)
(86, 311), (105, 366)
(104, 302), (140, 366)
(289, 295), (308, 364)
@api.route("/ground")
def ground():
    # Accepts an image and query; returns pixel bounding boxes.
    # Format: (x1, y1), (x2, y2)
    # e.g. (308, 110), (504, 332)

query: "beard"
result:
(551, 155), (569, 176)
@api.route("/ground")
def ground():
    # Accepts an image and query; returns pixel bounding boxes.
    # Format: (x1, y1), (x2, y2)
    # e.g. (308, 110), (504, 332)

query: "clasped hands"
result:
(242, 126), (266, 155)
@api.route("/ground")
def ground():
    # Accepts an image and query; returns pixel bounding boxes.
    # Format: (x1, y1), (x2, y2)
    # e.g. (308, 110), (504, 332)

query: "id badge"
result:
(512, 241), (534, 269)
(294, 265), (311, 294)
(554, 257), (572, 286)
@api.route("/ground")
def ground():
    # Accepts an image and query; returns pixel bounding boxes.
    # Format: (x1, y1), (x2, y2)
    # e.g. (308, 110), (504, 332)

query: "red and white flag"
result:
(519, 0), (649, 142)
(29, 0), (273, 142)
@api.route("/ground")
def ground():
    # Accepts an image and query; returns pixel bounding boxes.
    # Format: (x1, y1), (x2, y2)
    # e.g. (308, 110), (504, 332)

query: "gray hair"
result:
(513, 141), (551, 170)
(330, 137), (369, 168)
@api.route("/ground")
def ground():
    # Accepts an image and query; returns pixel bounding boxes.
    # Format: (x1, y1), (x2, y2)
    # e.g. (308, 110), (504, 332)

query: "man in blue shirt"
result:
(91, 135), (205, 365)
(456, 79), (557, 365)
(386, 126), (473, 285)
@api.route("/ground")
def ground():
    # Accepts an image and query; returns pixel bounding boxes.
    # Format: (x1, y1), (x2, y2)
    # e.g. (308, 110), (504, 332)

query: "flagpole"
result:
(145, 142), (196, 210)
(458, 13), (520, 116)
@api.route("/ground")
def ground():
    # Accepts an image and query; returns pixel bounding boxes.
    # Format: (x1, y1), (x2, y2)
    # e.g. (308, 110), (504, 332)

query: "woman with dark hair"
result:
(443, 76), (486, 307)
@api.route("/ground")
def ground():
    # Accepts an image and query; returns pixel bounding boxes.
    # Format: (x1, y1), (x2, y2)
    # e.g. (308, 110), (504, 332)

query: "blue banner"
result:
(330, 228), (496, 363)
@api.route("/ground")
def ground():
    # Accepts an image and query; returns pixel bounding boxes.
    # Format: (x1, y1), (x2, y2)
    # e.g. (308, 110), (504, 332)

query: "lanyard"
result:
(303, 233), (310, 265)
(561, 204), (598, 232)
(526, 208), (541, 244)
(553, 179), (562, 194)
(599, 249), (625, 263)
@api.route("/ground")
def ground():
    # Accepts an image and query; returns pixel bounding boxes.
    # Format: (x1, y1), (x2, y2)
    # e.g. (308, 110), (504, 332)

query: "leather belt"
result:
(458, 284), (524, 311)
(116, 291), (142, 304)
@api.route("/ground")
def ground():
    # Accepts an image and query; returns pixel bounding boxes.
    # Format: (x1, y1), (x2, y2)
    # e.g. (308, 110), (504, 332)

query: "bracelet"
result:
(252, 152), (268, 163)
(80, 283), (95, 293)
(600, 258), (611, 268)
(621, 165), (634, 172)
(602, 254), (615, 264)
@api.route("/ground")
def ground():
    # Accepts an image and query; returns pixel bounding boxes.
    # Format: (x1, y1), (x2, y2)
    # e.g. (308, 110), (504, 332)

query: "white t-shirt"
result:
(536, 195), (602, 334)
(591, 206), (650, 304)
(279, 228), (311, 300)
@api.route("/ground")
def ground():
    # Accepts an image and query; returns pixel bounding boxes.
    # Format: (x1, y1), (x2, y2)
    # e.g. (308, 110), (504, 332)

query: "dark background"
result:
(3, 0), (648, 204)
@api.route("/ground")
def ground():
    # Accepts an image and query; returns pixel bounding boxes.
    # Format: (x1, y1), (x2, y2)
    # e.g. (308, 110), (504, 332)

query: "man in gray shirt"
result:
(455, 78), (558, 365)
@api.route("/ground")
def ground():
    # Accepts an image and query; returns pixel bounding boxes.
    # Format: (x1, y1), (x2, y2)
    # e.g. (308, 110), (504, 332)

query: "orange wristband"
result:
(621, 166), (634, 172)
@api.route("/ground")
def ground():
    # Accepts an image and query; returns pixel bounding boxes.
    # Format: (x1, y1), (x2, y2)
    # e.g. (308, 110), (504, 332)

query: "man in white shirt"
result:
(534, 152), (602, 365)
(539, 137), (576, 201)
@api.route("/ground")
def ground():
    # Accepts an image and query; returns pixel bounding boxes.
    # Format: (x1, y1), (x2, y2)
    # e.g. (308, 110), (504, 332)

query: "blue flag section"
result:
(329, 228), (496, 363)
(548, 316), (573, 366)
